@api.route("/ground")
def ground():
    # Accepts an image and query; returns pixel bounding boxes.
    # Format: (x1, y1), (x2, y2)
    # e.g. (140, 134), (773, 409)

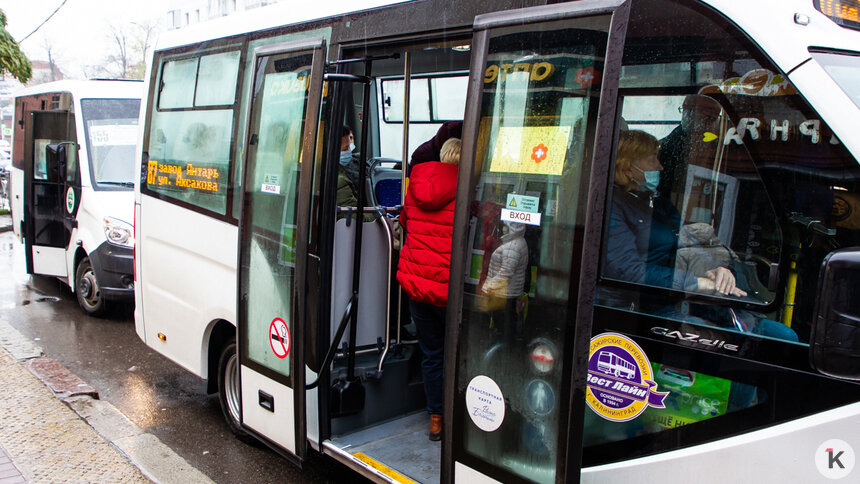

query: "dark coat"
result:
(603, 185), (698, 291)
(409, 121), (462, 175)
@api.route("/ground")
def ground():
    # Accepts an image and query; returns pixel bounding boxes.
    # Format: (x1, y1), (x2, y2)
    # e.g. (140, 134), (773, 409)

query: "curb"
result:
(0, 320), (214, 484)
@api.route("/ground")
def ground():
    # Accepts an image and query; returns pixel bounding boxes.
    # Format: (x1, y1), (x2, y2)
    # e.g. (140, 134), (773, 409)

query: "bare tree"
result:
(42, 39), (62, 82)
(105, 26), (131, 79)
(103, 20), (160, 80)
(129, 20), (159, 80)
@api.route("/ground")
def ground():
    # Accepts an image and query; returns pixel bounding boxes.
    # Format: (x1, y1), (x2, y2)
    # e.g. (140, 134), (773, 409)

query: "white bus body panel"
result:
(136, 196), (237, 377)
(32, 246), (65, 276)
(64, 189), (134, 291)
(582, 402), (860, 482)
(455, 462), (502, 483)
(151, 1), (408, 52)
(241, 365), (296, 452)
(706, 0), (860, 158)
(9, 165), (23, 243)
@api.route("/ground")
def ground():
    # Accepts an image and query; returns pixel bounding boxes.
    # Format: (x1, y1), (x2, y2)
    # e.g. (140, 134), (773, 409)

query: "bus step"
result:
(331, 377), (366, 417)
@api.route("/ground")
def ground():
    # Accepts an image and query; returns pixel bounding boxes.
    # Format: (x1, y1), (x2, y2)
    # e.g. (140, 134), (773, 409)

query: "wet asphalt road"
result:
(0, 228), (360, 483)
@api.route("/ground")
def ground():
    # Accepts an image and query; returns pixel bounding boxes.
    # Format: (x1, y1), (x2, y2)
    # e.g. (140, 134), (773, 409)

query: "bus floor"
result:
(328, 410), (440, 483)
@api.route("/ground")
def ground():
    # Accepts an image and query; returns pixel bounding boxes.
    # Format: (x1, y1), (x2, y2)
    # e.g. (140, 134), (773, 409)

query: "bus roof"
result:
(706, 0), (860, 71)
(13, 79), (143, 101)
(152, 0), (410, 52)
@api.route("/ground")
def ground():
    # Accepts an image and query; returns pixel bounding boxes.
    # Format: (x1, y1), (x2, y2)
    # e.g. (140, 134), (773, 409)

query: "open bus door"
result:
(446, 1), (629, 482)
(23, 110), (77, 277)
(236, 38), (326, 463)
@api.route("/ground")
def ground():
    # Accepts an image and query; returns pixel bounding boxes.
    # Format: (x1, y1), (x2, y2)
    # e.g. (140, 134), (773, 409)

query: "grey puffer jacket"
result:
(675, 222), (734, 278)
(481, 222), (529, 298)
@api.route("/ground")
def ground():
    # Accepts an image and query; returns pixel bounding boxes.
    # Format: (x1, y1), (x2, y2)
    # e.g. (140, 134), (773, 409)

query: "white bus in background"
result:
(10, 80), (141, 316)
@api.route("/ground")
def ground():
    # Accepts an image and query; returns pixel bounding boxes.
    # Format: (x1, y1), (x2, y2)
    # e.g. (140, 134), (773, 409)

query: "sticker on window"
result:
(490, 126), (570, 176)
(465, 375), (505, 432)
(586, 332), (668, 422)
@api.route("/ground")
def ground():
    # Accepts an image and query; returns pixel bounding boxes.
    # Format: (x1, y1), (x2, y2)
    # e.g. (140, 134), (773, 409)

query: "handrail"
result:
(306, 297), (354, 390)
(335, 205), (401, 216)
(375, 211), (394, 374)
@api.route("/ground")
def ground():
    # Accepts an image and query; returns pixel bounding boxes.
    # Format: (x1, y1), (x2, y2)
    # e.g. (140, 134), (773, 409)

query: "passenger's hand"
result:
(704, 267), (747, 297)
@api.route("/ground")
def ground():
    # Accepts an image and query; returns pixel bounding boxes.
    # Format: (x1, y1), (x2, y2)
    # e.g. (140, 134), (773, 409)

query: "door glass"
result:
(585, 0), (860, 467)
(239, 50), (314, 382)
(34, 139), (60, 180)
(456, 16), (610, 483)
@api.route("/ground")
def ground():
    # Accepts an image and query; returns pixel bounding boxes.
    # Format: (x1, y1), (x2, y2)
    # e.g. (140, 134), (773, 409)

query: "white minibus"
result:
(11, 80), (141, 315)
(135, 1), (860, 482)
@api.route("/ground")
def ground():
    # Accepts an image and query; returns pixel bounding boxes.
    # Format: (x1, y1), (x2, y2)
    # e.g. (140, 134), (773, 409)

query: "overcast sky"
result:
(2, 0), (407, 81)
(1, 0), (173, 79)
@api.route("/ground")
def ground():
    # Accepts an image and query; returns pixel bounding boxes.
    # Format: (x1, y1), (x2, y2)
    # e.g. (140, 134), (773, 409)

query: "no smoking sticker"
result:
(269, 317), (290, 359)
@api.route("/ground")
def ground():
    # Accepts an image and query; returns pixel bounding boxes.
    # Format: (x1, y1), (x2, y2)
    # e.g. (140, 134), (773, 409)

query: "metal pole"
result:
(397, 52), (411, 344)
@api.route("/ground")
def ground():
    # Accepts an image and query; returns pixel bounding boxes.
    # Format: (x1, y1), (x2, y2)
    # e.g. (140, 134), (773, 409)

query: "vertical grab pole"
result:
(347, 60), (374, 381)
(397, 52), (411, 344)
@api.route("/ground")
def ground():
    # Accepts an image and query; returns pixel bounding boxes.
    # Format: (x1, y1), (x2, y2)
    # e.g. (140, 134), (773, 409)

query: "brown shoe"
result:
(429, 414), (442, 441)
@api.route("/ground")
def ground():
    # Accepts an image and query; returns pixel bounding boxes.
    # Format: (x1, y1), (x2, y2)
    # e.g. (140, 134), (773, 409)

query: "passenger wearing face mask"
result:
(339, 125), (359, 188)
(336, 125), (374, 222)
(603, 130), (745, 296)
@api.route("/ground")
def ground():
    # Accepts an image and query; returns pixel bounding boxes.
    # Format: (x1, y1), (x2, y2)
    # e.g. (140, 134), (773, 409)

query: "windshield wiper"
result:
(98, 181), (134, 188)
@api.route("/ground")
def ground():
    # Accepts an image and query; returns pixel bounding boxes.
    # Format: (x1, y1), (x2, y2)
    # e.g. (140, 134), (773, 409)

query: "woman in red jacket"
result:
(396, 137), (460, 441)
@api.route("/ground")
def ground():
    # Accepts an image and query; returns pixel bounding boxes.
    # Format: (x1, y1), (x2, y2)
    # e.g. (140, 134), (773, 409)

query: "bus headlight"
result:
(104, 217), (134, 248)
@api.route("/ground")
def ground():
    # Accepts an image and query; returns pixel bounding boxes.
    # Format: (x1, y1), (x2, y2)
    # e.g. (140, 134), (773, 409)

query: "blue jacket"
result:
(603, 185), (698, 291)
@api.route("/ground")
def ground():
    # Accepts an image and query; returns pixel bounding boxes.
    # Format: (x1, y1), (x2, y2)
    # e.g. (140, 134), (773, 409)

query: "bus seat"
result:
(375, 178), (401, 207)
(331, 216), (392, 351)
(368, 157), (402, 207)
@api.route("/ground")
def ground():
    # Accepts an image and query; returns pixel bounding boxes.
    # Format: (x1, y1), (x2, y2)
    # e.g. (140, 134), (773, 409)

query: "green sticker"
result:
(66, 187), (75, 214)
(506, 194), (539, 213)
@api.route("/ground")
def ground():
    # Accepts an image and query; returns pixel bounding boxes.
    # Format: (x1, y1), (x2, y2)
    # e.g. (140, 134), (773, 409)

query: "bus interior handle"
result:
(306, 297), (355, 390)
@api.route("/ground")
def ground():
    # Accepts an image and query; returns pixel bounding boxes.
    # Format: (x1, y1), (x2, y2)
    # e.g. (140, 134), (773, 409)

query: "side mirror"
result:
(46, 143), (68, 181)
(810, 248), (860, 380)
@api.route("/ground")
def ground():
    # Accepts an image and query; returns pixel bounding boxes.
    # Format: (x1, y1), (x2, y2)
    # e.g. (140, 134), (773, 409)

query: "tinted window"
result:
(144, 48), (241, 215)
(586, 0), (860, 466)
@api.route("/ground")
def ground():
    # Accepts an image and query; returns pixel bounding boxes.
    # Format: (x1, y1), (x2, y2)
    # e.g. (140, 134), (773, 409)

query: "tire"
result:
(217, 339), (255, 443)
(75, 257), (106, 317)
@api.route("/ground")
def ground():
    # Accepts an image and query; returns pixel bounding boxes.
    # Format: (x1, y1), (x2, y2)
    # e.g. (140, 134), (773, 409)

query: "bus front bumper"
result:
(89, 242), (134, 300)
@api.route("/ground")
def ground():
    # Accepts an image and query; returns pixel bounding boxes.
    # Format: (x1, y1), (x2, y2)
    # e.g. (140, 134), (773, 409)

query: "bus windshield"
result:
(812, 51), (860, 109)
(80, 98), (140, 189)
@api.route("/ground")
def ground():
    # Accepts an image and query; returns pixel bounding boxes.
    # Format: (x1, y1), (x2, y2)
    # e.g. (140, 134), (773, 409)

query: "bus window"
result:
(586, 0), (860, 465)
(456, 15), (610, 483)
(620, 94), (685, 139)
(382, 78), (431, 122)
(377, 70), (469, 161)
(144, 48), (241, 215)
(80, 99), (140, 189)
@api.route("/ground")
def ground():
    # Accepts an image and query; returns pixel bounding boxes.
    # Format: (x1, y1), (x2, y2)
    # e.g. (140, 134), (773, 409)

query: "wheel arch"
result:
(71, 246), (88, 291)
(206, 319), (237, 394)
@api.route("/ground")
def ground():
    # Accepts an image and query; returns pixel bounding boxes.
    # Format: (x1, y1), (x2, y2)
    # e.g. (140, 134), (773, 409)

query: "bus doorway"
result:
(23, 111), (76, 278)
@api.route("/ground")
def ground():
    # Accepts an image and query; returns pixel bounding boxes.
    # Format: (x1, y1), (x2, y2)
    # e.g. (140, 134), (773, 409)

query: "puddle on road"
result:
(35, 296), (61, 303)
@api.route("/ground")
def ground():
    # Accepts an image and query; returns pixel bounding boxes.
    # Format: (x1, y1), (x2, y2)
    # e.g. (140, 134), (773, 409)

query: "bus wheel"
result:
(217, 339), (254, 443)
(75, 258), (106, 316)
